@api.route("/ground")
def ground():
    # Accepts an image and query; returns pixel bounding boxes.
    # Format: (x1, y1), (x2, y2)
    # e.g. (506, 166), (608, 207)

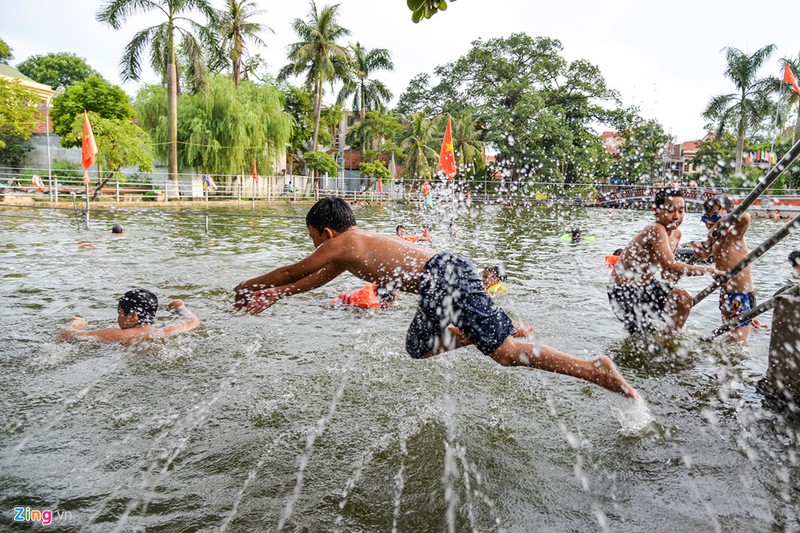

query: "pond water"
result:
(1, 202), (798, 532)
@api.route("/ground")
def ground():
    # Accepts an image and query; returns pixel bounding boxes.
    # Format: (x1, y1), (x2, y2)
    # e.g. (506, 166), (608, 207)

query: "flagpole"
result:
(769, 82), (784, 171)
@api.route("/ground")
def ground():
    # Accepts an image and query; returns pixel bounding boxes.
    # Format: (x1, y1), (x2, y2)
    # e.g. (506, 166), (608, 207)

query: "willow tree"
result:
(135, 76), (292, 181)
(97, 0), (222, 189)
(703, 44), (776, 175)
(279, 1), (350, 152)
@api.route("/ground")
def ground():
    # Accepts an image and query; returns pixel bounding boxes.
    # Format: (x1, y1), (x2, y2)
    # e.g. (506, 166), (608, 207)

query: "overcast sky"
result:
(3, 0), (799, 142)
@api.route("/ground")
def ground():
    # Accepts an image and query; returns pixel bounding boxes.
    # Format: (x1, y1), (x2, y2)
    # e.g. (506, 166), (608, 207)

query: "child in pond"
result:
(482, 265), (508, 297)
(608, 188), (723, 334)
(693, 195), (757, 344)
(330, 283), (396, 309)
(790, 250), (800, 278)
(234, 197), (637, 398)
(60, 289), (200, 344)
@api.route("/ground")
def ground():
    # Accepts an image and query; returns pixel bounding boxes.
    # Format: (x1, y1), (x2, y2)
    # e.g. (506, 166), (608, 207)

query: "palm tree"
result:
(703, 44), (776, 174)
(97, 0), (221, 188)
(401, 113), (438, 180)
(218, 0), (271, 87)
(337, 43), (393, 123)
(450, 113), (485, 174)
(279, 1), (351, 152)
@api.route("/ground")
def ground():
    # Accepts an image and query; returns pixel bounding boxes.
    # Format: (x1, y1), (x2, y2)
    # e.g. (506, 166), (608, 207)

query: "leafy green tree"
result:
(692, 132), (738, 187)
(401, 112), (437, 179)
(16, 53), (99, 88)
(135, 76), (292, 180)
(609, 109), (669, 183)
(337, 42), (393, 123)
(359, 160), (390, 190)
(304, 150), (337, 177)
(347, 109), (402, 152)
(61, 111), (153, 198)
(0, 79), (40, 149)
(0, 38), (13, 64)
(218, 0), (271, 87)
(279, 1), (351, 152)
(703, 44), (776, 175)
(282, 85), (314, 174)
(97, 0), (222, 188)
(408, 34), (620, 185)
(50, 75), (135, 138)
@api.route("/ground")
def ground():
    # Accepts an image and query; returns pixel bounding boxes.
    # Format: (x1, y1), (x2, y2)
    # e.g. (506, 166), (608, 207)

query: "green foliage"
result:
(279, 1), (351, 151)
(337, 43), (393, 123)
(401, 33), (621, 186)
(61, 111), (153, 179)
(136, 76), (292, 177)
(217, 0), (271, 87)
(401, 112), (438, 179)
(702, 44), (776, 174)
(359, 160), (390, 179)
(0, 38), (13, 64)
(282, 85), (315, 156)
(50, 75), (135, 138)
(0, 78), (40, 148)
(16, 53), (99, 88)
(347, 109), (403, 152)
(0, 133), (32, 166)
(609, 109), (669, 183)
(304, 150), (337, 176)
(406, 0), (456, 23)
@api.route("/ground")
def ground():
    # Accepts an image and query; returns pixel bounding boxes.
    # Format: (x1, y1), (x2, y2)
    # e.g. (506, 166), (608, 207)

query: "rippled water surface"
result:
(1, 203), (799, 532)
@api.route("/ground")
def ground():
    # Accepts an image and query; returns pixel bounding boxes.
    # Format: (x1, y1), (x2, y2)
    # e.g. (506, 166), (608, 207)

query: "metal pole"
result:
(115, 180), (120, 202)
(204, 213), (209, 234)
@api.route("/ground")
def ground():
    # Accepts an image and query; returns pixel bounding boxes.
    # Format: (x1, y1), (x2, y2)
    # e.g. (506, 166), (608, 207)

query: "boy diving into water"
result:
(234, 197), (637, 398)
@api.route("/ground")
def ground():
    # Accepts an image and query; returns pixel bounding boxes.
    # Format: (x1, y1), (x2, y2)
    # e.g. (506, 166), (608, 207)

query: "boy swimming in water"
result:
(608, 188), (723, 334)
(60, 289), (201, 344)
(692, 195), (756, 344)
(234, 197), (637, 398)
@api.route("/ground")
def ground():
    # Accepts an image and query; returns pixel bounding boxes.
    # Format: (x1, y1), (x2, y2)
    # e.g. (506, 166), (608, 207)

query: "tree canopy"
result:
(16, 52), (99, 88)
(50, 75), (135, 138)
(0, 38), (13, 64)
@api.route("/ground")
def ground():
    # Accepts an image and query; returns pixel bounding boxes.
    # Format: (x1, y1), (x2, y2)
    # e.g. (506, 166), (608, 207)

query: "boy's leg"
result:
(490, 336), (638, 398)
(663, 287), (692, 330)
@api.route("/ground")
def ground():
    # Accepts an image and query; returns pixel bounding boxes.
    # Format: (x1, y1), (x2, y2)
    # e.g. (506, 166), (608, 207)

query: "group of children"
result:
(61, 193), (798, 400)
(608, 188), (797, 344)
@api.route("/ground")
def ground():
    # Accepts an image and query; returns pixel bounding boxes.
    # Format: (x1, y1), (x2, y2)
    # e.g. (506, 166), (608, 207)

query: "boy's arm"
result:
(159, 300), (201, 336)
(246, 264), (346, 314)
(60, 316), (148, 343)
(234, 242), (343, 310)
(654, 226), (720, 277)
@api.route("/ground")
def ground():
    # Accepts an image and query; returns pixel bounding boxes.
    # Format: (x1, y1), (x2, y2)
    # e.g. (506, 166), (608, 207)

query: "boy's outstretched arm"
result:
(60, 317), (146, 343)
(246, 264), (346, 314)
(159, 300), (201, 336)
(653, 226), (722, 278)
(234, 243), (341, 310)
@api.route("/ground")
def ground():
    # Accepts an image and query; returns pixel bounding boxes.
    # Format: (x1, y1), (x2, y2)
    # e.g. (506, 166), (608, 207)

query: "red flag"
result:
(81, 111), (98, 170)
(251, 158), (258, 182)
(439, 116), (457, 180)
(783, 64), (800, 95)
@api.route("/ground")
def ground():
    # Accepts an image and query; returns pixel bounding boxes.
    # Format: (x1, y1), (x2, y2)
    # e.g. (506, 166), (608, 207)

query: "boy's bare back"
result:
(708, 213), (753, 293)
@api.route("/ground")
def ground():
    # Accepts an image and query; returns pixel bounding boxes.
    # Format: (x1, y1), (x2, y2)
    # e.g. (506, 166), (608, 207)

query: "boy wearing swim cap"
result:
(234, 197), (637, 398)
(60, 289), (200, 344)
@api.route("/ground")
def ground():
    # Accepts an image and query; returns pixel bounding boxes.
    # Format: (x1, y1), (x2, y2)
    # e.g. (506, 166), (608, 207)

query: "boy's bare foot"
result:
(593, 356), (638, 398)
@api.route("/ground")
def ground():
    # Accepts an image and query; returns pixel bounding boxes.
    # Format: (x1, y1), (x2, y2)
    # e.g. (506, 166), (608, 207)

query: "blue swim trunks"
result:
(719, 290), (755, 327)
(406, 252), (515, 359)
